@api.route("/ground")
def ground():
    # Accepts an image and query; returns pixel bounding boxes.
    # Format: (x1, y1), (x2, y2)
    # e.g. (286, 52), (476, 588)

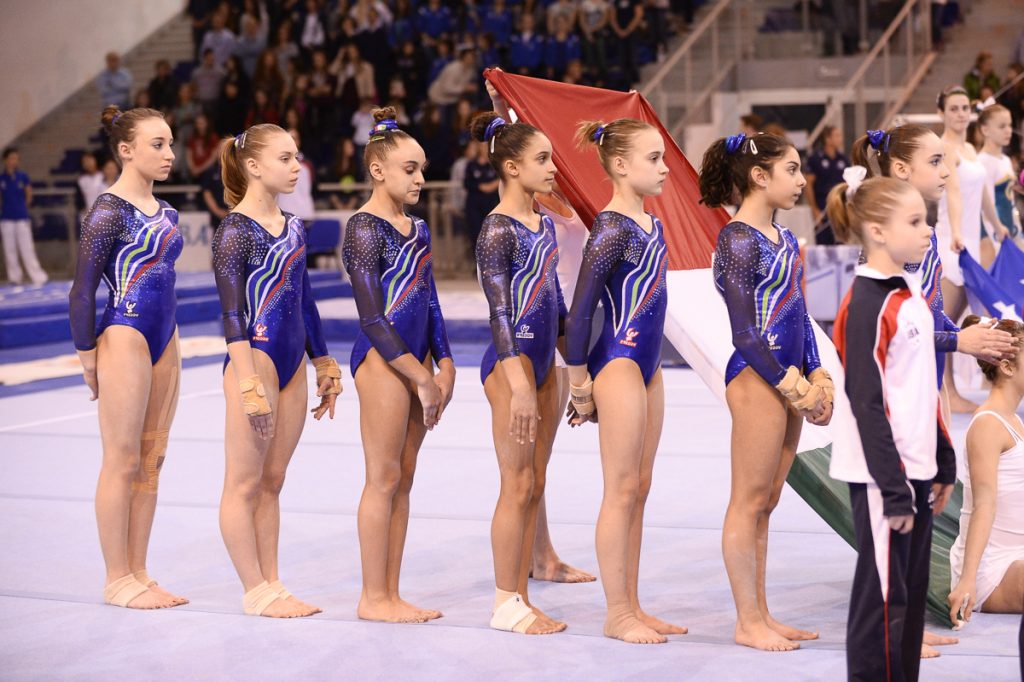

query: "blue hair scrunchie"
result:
(593, 125), (606, 144)
(234, 132), (247, 150)
(866, 129), (890, 153)
(725, 133), (746, 155)
(111, 112), (122, 126)
(484, 116), (507, 142)
(369, 118), (401, 140)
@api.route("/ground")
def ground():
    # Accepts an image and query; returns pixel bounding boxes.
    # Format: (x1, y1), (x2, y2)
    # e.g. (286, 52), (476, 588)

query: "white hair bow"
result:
(844, 165), (868, 202)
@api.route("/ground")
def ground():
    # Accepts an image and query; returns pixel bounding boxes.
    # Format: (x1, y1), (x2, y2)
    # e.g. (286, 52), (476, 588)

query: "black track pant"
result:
(847, 479), (933, 682)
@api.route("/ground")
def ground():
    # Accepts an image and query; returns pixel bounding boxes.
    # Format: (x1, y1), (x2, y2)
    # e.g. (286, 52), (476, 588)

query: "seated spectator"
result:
(133, 89), (153, 109)
(415, 102), (453, 181)
(186, 113), (220, 179)
(483, 0), (514, 47)
(200, 8), (237, 67)
(235, 8), (269, 77)
(214, 80), (248, 136)
(191, 48), (225, 110)
(351, 98), (377, 163)
(283, 74), (312, 124)
(329, 137), (363, 210)
(278, 128), (317, 221)
(246, 88), (280, 127)
(477, 32), (500, 69)
(252, 48), (286, 105)
(98, 52), (132, 109)
(510, 14), (545, 76)
(395, 41), (427, 106)
(428, 47), (479, 108)
(222, 55), (251, 101)
(417, 0), (455, 48)
(169, 83), (201, 142)
(544, 15), (582, 79)
(351, 0), (393, 31)
(966, 51), (1003, 101)
(390, 0), (417, 46)
(562, 59), (590, 86)
(428, 39), (454, 85)
(147, 60), (179, 113)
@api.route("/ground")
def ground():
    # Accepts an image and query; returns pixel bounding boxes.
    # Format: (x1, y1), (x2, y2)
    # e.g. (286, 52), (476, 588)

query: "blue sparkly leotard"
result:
(905, 230), (958, 388)
(564, 211), (668, 386)
(212, 211), (329, 388)
(68, 193), (182, 364)
(713, 221), (822, 386)
(342, 212), (452, 376)
(477, 213), (566, 387)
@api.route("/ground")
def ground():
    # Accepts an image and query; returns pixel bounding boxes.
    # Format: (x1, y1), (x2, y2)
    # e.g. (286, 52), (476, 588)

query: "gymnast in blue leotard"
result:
(341, 107), (455, 625)
(211, 123), (341, 619)
(699, 131), (832, 651)
(67, 105), (188, 610)
(564, 210), (668, 386)
(468, 111), (567, 637)
(564, 118), (683, 644)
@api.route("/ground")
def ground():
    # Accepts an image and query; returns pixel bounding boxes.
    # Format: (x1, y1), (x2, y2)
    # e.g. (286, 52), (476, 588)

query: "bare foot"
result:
(605, 614), (667, 644)
(146, 583), (189, 606)
(530, 559), (597, 583)
(735, 621), (800, 652)
(921, 643), (941, 658)
(949, 393), (979, 414)
(284, 594), (322, 615)
(637, 609), (688, 635)
(358, 597), (430, 623)
(923, 630), (958, 647)
(524, 615), (563, 635)
(397, 597), (442, 621)
(764, 614), (818, 641)
(528, 604), (567, 632)
(261, 597), (318, 618)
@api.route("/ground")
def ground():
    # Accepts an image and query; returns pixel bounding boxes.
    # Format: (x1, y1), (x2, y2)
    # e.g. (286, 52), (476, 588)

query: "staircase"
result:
(905, 0), (1023, 115)
(13, 13), (193, 183)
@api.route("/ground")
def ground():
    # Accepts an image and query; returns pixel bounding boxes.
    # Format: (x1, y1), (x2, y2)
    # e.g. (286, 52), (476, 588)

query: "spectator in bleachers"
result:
(235, 8), (269, 77)
(510, 14), (545, 76)
(417, 0), (455, 50)
(428, 39), (454, 85)
(428, 47), (479, 108)
(222, 55), (251, 100)
(547, 0), (578, 34)
(328, 137), (362, 210)
(395, 40), (427, 107)
(299, 0), (328, 53)
(390, 0), (417, 46)
(147, 60), (179, 113)
(1014, 28), (1024, 68)
(186, 112), (220, 180)
(416, 102), (453, 180)
(476, 32), (500, 70)
(246, 88), (280, 127)
(273, 21), (301, 76)
(803, 125), (849, 245)
(463, 137), (499, 256)
(965, 51), (1003, 101)
(214, 80), (248, 136)
(450, 97), (475, 157)
(353, 9), (393, 98)
(562, 58), (588, 86)
(351, 0), (394, 31)
(332, 44), (377, 108)
(0, 148), (47, 285)
(448, 139), (474, 241)
(647, 0), (671, 61)
(579, 0), (610, 82)
(200, 8), (237, 67)
(544, 15), (582, 79)
(76, 152), (105, 219)
(611, 0), (644, 83)
(252, 48), (286, 105)
(191, 48), (225, 110)
(169, 83), (201, 145)
(350, 97), (377, 164)
(277, 128), (317, 221)
(98, 52), (133, 109)
(133, 89), (153, 110)
(200, 159), (229, 229)
(483, 0), (514, 48)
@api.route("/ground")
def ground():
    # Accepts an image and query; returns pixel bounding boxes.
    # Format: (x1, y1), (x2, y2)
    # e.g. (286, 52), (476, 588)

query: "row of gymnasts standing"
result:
(68, 96), (1011, 678)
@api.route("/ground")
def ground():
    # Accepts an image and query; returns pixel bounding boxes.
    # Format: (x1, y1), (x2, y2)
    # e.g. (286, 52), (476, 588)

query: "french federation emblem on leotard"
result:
(766, 331), (780, 351)
(253, 323), (269, 342)
(620, 328), (640, 348)
(124, 300), (139, 318)
(516, 324), (534, 339)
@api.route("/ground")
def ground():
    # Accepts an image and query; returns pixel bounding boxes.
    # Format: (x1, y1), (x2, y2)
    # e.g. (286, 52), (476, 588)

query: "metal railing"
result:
(641, 0), (749, 141)
(806, 0), (934, 149)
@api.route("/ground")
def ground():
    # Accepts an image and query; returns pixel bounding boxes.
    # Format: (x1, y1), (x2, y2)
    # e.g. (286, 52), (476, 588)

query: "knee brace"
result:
(133, 429), (169, 493)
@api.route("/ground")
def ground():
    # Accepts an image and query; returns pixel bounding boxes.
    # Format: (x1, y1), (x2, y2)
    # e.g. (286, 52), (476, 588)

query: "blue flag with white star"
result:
(960, 250), (1023, 321)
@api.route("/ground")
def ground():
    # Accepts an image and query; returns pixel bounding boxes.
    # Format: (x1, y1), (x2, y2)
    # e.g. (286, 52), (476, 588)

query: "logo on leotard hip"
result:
(124, 300), (139, 318)
(253, 323), (269, 342)
(516, 324), (534, 339)
(766, 332), (781, 351)
(619, 328), (640, 348)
